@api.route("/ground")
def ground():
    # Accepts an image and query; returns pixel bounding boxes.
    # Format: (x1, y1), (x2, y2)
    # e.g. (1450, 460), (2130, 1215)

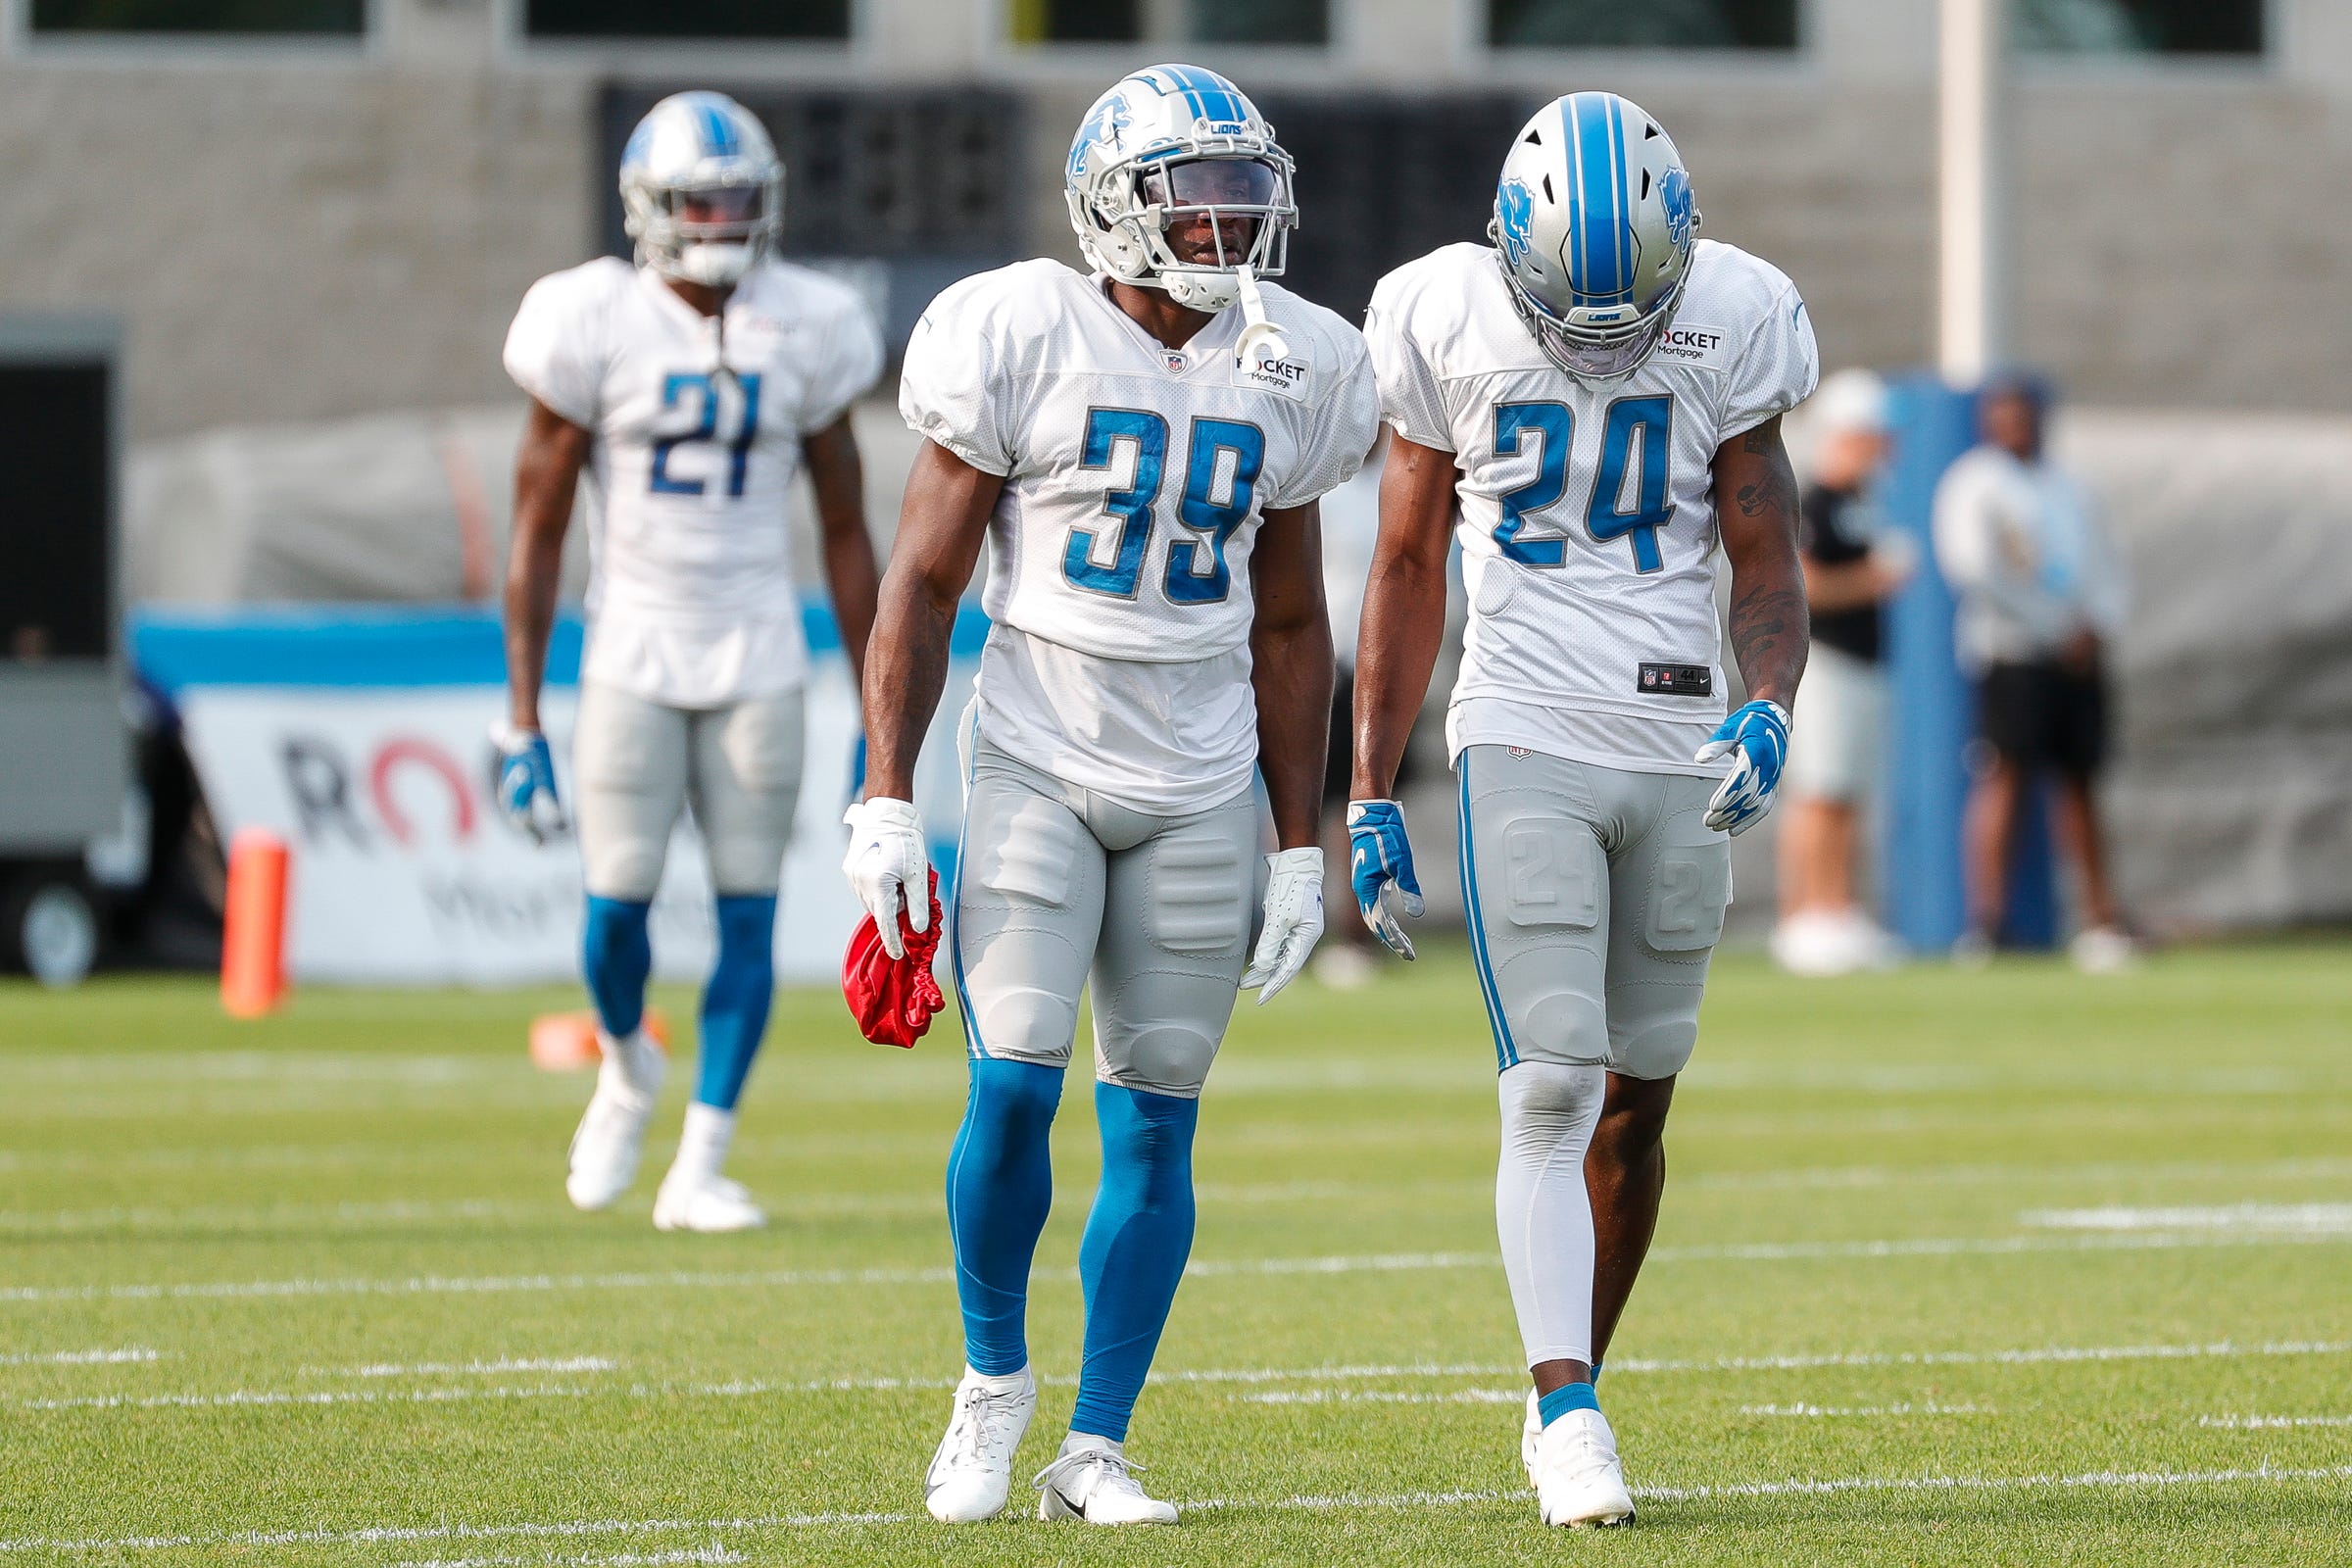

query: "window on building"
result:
(2015, 0), (2263, 56)
(27, 0), (363, 34)
(1008, 0), (1328, 46)
(1488, 0), (1796, 49)
(526, 0), (849, 41)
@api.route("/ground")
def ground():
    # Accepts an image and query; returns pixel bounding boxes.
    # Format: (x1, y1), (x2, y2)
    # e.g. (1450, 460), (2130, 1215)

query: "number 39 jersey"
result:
(900, 259), (1378, 813)
(1366, 239), (1818, 775)
(503, 258), (883, 707)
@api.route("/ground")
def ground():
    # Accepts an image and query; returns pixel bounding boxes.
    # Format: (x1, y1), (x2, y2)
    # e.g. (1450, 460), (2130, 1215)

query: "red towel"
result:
(842, 867), (947, 1049)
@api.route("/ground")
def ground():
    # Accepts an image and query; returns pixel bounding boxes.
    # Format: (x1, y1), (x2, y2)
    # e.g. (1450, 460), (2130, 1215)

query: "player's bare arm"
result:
(1714, 415), (1810, 711)
(1248, 500), (1335, 851)
(804, 410), (880, 693)
(860, 439), (1002, 801)
(502, 397), (592, 732)
(1348, 431), (1457, 802)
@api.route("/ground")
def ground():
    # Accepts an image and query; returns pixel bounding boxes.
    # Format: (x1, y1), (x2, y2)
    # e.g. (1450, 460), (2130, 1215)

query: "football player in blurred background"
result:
(497, 91), (884, 1232)
(846, 66), (1377, 1526)
(1349, 93), (1816, 1526)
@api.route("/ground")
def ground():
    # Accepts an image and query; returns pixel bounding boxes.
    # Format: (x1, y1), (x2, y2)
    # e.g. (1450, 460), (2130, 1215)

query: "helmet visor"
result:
(1143, 158), (1287, 270)
(662, 183), (770, 239)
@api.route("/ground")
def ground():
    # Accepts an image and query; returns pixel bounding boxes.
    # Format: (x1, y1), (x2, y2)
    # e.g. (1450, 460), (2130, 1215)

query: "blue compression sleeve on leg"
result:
(1071, 1082), (1200, 1443)
(946, 1056), (1064, 1377)
(581, 896), (653, 1039)
(694, 894), (777, 1110)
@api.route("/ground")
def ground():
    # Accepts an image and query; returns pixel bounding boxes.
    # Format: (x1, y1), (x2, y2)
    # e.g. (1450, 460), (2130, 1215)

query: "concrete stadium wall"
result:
(3, 0), (2351, 440)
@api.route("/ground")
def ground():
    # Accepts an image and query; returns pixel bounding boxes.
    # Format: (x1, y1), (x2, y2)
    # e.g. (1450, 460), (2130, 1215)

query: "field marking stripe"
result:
(14, 1226), (2352, 1306)
(22, 1338), (2352, 1415)
(9, 1466), (2352, 1552)
(0, 1347), (159, 1367)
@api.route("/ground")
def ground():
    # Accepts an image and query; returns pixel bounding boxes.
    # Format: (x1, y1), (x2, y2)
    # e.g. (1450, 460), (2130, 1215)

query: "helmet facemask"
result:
(623, 172), (784, 288)
(1080, 152), (1297, 314)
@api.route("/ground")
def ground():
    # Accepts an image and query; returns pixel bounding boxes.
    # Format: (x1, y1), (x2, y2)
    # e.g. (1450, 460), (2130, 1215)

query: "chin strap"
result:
(1232, 265), (1290, 370)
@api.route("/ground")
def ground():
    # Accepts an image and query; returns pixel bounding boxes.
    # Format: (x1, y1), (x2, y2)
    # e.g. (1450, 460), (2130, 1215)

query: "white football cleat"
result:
(564, 1030), (664, 1211)
(651, 1171), (765, 1233)
(925, 1366), (1037, 1523)
(1034, 1436), (1178, 1525)
(1531, 1405), (1636, 1528)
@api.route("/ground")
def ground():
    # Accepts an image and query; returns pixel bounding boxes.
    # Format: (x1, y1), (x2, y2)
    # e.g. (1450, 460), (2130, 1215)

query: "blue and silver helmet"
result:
(619, 91), (784, 288)
(1490, 92), (1701, 381)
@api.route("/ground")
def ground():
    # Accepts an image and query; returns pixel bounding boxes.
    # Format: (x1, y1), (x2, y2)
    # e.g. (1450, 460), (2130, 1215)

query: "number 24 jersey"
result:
(900, 259), (1378, 813)
(1367, 238), (1818, 776)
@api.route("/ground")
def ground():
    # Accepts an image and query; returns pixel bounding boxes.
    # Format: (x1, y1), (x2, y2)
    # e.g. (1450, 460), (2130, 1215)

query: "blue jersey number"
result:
(650, 371), (762, 498)
(1491, 394), (1675, 573)
(1063, 409), (1265, 604)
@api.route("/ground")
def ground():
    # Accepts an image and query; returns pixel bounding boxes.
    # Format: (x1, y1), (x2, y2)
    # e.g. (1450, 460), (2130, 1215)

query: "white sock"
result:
(596, 1029), (663, 1097)
(1062, 1432), (1119, 1458)
(964, 1363), (1031, 1392)
(1494, 1060), (1606, 1367)
(669, 1102), (735, 1184)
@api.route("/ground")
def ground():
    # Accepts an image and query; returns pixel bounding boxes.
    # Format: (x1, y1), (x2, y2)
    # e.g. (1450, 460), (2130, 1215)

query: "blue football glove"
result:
(1693, 699), (1790, 836)
(491, 722), (568, 845)
(1346, 799), (1425, 959)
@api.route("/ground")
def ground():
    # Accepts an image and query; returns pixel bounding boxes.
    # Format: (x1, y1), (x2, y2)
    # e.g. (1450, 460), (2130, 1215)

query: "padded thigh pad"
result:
(1502, 818), (1602, 930)
(971, 796), (1082, 907)
(1146, 829), (1247, 956)
(1643, 832), (1732, 954)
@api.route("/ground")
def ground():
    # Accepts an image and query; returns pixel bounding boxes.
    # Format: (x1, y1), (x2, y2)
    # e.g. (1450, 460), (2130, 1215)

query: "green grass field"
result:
(3, 943), (2350, 1566)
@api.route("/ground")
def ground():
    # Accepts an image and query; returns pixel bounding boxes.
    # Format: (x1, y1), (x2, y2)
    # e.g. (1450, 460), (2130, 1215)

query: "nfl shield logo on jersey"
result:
(1164, 350), (1187, 373)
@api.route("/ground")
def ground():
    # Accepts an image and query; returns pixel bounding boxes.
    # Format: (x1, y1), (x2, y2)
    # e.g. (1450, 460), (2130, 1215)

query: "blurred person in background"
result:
(1933, 377), (2132, 972)
(497, 91), (885, 1230)
(1771, 369), (1909, 976)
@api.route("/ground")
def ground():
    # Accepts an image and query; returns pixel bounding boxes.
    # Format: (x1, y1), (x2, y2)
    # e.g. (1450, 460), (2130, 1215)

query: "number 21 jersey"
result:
(503, 258), (882, 707)
(1366, 238), (1818, 775)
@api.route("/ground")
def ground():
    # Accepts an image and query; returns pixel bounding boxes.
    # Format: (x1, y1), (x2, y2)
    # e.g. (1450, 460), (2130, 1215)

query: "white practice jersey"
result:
(504, 258), (883, 707)
(1367, 239), (1819, 775)
(901, 259), (1379, 814)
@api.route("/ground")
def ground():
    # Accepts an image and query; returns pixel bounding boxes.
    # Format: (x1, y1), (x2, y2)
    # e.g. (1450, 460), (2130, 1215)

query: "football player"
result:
(498, 91), (885, 1231)
(1349, 93), (1817, 1525)
(845, 66), (1377, 1526)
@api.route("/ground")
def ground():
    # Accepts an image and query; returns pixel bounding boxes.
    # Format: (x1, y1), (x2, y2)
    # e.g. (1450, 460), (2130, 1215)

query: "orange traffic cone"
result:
(220, 829), (290, 1018)
(528, 1008), (670, 1071)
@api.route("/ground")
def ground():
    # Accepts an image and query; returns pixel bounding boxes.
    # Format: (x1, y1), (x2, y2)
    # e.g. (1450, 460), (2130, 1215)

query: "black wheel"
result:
(3, 866), (101, 988)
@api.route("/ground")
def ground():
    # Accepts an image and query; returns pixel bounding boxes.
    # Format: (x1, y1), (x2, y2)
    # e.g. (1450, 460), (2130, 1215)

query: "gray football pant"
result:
(1457, 745), (1732, 1081)
(950, 739), (1256, 1100)
(571, 681), (806, 901)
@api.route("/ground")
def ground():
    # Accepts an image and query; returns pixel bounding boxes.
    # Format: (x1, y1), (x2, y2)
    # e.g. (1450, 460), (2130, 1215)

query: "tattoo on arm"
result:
(1728, 579), (1806, 697)
(1719, 417), (1809, 707)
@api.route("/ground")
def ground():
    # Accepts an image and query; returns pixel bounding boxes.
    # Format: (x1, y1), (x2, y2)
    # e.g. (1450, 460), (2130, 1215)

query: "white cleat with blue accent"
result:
(1034, 1436), (1178, 1525)
(1530, 1404), (1637, 1528)
(925, 1366), (1037, 1523)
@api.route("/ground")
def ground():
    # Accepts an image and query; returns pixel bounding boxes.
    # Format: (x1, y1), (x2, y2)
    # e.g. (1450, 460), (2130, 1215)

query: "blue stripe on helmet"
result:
(694, 99), (740, 159)
(1569, 92), (1631, 305)
(1153, 63), (1249, 127)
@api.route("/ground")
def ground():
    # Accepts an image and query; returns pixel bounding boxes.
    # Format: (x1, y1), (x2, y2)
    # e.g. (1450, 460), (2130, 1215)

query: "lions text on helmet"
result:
(621, 91), (785, 289)
(1490, 92), (1700, 382)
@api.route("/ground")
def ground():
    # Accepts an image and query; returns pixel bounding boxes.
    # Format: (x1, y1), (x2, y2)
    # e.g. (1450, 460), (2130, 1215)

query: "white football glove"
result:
(1241, 847), (1324, 1006)
(841, 797), (928, 960)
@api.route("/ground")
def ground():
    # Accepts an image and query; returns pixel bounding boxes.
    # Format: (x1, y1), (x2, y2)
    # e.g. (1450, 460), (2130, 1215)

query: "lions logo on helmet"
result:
(619, 91), (784, 289)
(1486, 91), (1703, 381)
(1063, 64), (1298, 315)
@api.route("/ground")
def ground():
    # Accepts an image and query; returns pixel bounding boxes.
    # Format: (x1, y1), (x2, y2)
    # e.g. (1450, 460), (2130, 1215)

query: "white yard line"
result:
(8, 1466), (2351, 1554)
(332, 1358), (619, 1380)
(397, 1549), (741, 1568)
(8, 1224), (2352, 1308)
(1608, 1337), (2352, 1375)
(2023, 1202), (2352, 1234)
(2200, 1412), (2352, 1430)
(0, 1347), (159, 1367)
(1245, 1389), (1525, 1406)
(1738, 1402), (1990, 1418)
(0, 1200), (530, 1236)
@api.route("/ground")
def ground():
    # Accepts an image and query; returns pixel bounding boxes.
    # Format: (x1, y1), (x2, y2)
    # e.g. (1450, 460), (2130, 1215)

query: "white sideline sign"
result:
(178, 659), (971, 988)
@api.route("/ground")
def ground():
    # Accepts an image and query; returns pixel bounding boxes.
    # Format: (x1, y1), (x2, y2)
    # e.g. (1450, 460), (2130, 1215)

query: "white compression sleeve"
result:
(1494, 1060), (1608, 1367)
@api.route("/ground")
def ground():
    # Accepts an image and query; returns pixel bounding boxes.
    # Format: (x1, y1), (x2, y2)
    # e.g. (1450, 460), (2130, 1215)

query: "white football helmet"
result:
(619, 91), (783, 288)
(1065, 64), (1297, 314)
(1490, 92), (1701, 381)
